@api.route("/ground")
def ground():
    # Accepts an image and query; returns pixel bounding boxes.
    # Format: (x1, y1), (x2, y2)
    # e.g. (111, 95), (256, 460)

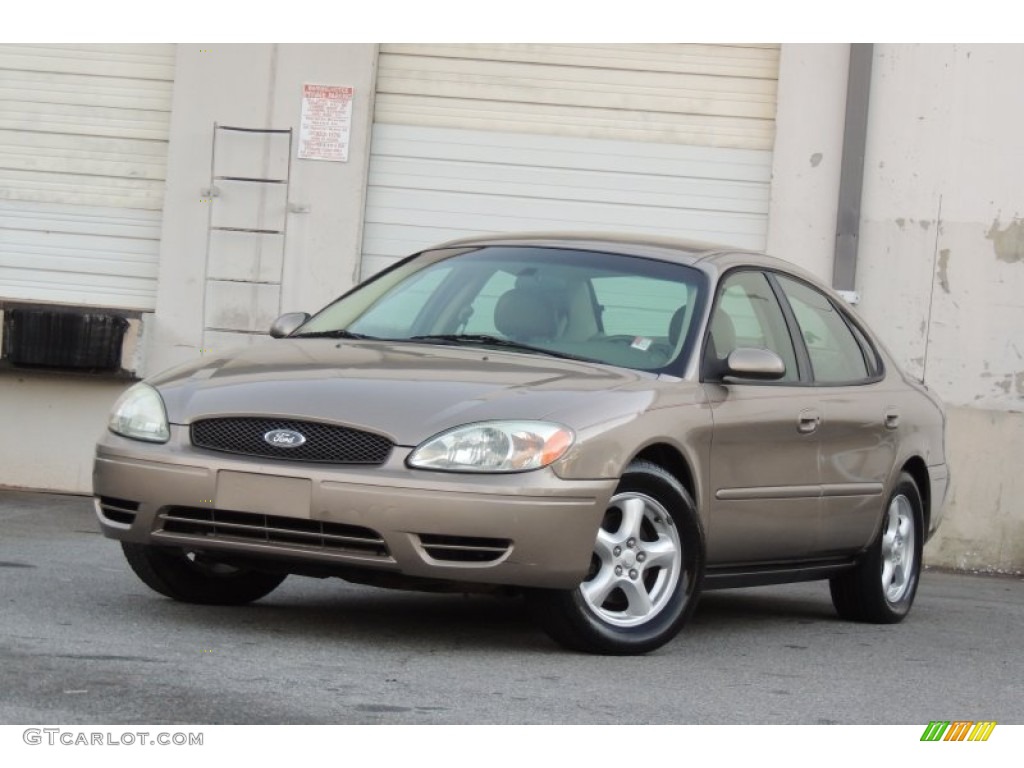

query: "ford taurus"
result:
(93, 233), (949, 654)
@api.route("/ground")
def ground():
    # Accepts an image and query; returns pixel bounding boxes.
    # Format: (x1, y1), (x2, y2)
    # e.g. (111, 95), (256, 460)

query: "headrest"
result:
(494, 288), (559, 341)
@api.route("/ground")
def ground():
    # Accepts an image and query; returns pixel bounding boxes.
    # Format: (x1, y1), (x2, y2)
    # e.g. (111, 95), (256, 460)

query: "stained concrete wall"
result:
(855, 44), (1024, 572)
(768, 43), (1023, 572)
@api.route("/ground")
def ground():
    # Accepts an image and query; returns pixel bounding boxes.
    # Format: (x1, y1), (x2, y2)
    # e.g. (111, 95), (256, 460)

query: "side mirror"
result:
(722, 348), (786, 382)
(269, 312), (310, 338)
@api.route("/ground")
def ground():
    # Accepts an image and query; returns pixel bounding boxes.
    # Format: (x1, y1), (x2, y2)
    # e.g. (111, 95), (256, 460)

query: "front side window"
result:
(775, 275), (870, 383)
(294, 246), (707, 374)
(704, 271), (799, 383)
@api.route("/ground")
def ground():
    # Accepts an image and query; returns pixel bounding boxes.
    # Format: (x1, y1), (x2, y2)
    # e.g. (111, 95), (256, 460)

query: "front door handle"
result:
(884, 409), (900, 430)
(797, 409), (821, 434)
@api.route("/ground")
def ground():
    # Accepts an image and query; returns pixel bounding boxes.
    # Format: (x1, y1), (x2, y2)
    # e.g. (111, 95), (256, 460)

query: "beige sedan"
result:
(94, 233), (949, 654)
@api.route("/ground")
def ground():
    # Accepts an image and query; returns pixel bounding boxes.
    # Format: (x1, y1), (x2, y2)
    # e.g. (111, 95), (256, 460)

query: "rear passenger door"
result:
(773, 274), (896, 555)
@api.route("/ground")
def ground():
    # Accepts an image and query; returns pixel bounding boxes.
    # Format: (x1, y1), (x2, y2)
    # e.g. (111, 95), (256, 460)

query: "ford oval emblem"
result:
(264, 429), (307, 448)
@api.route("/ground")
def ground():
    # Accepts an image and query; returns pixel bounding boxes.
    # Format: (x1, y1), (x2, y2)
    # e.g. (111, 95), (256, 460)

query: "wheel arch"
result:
(900, 456), (931, 534)
(631, 442), (698, 506)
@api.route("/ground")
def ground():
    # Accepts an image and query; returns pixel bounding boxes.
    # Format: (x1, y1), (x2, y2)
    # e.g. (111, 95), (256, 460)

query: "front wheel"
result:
(529, 460), (705, 654)
(122, 543), (287, 605)
(830, 472), (924, 623)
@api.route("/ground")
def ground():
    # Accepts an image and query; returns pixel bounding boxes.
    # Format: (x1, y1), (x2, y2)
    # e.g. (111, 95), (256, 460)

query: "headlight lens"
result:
(408, 421), (574, 473)
(108, 383), (170, 443)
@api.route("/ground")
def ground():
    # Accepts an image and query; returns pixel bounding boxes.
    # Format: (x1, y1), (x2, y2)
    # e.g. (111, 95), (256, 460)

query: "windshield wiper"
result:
(289, 329), (378, 340)
(406, 334), (597, 363)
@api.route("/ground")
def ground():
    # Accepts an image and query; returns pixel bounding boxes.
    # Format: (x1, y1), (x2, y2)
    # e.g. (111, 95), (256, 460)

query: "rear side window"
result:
(775, 275), (870, 383)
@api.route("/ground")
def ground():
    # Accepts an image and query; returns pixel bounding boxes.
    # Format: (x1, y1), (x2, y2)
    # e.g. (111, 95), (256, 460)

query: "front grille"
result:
(158, 507), (390, 558)
(417, 534), (512, 563)
(98, 496), (139, 525)
(191, 417), (393, 465)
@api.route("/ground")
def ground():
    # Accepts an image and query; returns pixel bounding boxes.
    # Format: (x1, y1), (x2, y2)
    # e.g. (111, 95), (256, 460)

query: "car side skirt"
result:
(703, 558), (858, 590)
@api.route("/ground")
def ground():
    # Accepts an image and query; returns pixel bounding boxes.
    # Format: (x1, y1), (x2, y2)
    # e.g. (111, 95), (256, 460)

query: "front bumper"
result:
(93, 428), (616, 589)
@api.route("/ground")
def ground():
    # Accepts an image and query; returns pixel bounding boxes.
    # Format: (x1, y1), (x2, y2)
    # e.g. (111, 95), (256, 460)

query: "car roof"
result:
(432, 231), (819, 283)
(434, 231), (727, 263)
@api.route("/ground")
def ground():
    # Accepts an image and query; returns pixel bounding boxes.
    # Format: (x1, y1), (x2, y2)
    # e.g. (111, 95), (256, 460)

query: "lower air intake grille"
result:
(98, 496), (139, 525)
(417, 534), (512, 563)
(190, 417), (393, 464)
(159, 507), (390, 558)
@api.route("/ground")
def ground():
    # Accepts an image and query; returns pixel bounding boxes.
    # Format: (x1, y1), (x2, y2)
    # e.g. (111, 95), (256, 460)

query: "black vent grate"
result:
(159, 507), (390, 558)
(3, 309), (128, 370)
(98, 496), (140, 526)
(191, 418), (393, 464)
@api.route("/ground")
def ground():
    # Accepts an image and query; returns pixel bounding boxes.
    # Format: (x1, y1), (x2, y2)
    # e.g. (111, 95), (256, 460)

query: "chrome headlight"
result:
(108, 383), (170, 443)
(407, 421), (574, 473)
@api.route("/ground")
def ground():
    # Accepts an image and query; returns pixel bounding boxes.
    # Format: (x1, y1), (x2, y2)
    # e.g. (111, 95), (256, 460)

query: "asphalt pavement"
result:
(1, 488), (1021, 724)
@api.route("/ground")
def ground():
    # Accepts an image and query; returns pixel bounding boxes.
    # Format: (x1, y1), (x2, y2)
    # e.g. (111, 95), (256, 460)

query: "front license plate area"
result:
(216, 472), (312, 519)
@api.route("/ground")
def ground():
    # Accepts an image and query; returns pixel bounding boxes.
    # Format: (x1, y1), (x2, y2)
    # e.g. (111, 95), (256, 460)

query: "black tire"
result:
(528, 460), (705, 655)
(122, 543), (287, 605)
(830, 471), (924, 623)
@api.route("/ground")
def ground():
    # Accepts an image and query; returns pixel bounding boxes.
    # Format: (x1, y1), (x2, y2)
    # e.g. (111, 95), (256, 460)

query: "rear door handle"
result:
(798, 409), (821, 434)
(884, 410), (900, 430)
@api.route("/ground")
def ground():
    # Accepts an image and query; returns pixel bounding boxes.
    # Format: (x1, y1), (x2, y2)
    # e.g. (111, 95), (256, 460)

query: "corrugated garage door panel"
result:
(383, 43), (779, 79)
(376, 44), (779, 150)
(0, 44), (176, 79)
(0, 44), (175, 210)
(0, 44), (175, 309)
(361, 125), (771, 278)
(0, 201), (161, 307)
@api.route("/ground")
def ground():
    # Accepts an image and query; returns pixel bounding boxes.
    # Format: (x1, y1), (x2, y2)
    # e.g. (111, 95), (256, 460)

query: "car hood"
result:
(150, 339), (666, 445)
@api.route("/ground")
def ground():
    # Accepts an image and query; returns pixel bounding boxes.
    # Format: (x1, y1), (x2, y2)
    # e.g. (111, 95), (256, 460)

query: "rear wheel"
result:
(529, 460), (704, 654)
(830, 472), (923, 623)
(122, 543), (287, 605)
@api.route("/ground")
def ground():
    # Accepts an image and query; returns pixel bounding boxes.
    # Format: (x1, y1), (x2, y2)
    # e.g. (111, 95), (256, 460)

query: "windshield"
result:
(295, 246), (707, 373)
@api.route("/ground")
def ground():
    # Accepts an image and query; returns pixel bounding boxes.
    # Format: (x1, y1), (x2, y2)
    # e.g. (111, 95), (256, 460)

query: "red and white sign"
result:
(298, 84), (354, 162)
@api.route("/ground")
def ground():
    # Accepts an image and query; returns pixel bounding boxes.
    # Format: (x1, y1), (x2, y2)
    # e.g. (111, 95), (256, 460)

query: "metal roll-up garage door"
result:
(0, 44), (176, 309)
(361, 43), (779, 277)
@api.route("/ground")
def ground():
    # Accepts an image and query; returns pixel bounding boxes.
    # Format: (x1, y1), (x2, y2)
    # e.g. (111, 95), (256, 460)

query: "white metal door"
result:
(362, 44), (779, 277)
(0, 44), (176, 309)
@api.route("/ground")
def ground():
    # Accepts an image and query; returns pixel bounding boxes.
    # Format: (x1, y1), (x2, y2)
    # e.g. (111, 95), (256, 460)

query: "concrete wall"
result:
(855, 44), (1024, 573)
(0, 376), (129, 493)
(147, 43), (378, 374)
(766, 44), (850, 282)
(768, 43), (1023, 572)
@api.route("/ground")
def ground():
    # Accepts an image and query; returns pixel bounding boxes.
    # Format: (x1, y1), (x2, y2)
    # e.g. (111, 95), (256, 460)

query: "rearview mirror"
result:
(269, 312), (310, 338)
(722, 348), (786, 382)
